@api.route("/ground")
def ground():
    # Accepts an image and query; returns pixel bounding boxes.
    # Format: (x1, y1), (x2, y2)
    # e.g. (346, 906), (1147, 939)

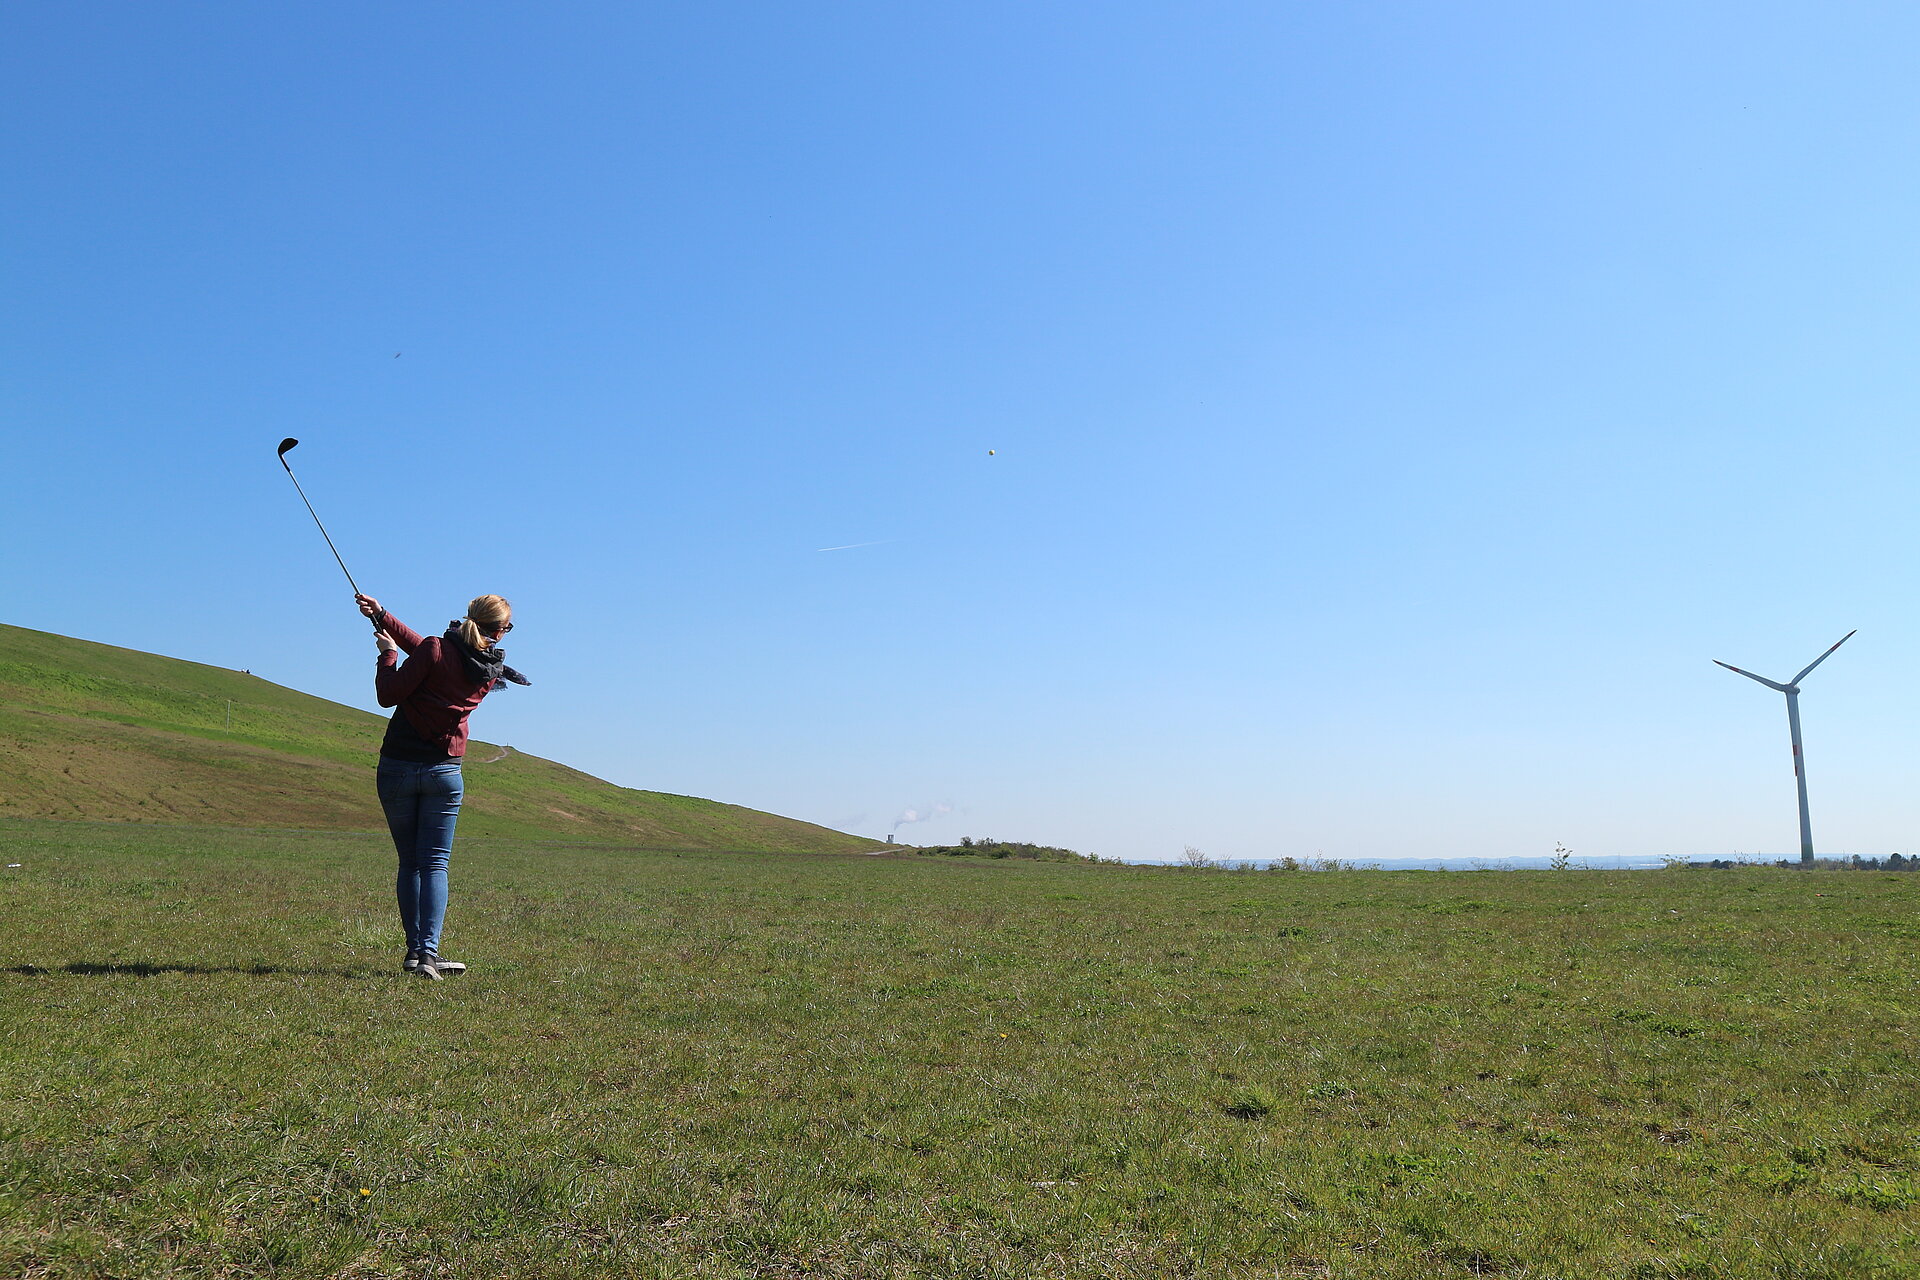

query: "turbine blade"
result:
(1713, 659), (1791, 692)
(1792, 630), (1857, 685)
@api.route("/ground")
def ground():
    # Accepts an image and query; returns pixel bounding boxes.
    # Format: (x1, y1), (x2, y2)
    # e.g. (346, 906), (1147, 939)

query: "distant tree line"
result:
(1179, 846), (1371, 871)
(1683, 855), (1920, 871)
(912, 837), (1097, 863)
(1785, 854), (1920, 871)
(908, 840), (1380, 869)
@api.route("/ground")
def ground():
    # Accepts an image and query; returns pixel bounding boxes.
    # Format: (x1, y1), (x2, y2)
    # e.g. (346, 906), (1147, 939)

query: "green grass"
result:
(4, 819), (1918, 1278)
(0, 622), (877, 852)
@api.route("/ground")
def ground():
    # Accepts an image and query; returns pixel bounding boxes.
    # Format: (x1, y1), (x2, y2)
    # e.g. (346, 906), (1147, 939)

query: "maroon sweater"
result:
(373, 610), (493, 761)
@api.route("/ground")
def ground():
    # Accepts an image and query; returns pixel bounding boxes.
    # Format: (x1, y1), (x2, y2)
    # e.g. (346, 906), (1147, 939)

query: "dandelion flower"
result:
(359, 1188), (371, 1196)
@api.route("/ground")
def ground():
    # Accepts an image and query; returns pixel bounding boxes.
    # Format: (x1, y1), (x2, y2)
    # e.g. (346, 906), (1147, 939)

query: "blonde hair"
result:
(457, 595), (512, 653)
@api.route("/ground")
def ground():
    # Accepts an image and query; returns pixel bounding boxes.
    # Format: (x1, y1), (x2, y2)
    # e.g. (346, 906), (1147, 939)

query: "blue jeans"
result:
(376, 759), (463, 956)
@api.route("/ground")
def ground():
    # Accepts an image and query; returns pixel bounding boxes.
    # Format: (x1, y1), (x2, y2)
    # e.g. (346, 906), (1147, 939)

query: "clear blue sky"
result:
(6, 2), (1920, 862)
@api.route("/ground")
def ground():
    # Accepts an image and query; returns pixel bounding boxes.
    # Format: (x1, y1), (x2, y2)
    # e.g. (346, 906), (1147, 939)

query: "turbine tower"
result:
(1714, 630), (1856, 865)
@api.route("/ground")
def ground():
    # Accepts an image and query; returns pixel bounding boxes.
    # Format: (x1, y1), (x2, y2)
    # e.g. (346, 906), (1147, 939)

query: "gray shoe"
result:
(403, 950), (422, 972)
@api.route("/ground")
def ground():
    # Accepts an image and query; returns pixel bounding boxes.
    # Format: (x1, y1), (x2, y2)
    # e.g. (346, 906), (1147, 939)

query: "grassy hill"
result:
(0, 622), (880, 852)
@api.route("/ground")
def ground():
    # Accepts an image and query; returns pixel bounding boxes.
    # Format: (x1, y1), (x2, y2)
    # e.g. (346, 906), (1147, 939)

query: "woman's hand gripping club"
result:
(357, 594), (398, 653)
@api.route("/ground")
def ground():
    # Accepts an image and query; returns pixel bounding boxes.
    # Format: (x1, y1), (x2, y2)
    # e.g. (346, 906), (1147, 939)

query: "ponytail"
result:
(460, 595), (512, 652)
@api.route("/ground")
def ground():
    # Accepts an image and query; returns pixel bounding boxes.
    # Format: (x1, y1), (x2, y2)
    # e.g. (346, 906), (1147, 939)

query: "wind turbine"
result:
(1714, 630), (1856, 865)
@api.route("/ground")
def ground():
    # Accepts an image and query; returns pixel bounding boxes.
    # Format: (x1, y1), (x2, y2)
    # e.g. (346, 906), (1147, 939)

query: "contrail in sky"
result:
(816, 539), (896, 552)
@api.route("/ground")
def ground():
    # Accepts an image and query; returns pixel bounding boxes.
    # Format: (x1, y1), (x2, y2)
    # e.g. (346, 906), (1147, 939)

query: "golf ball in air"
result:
(988, 449), (995, 456)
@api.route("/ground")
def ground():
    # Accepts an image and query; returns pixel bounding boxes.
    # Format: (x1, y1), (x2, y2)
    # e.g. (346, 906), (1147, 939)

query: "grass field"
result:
(0, 622), (877, 852)
(4, 817), (1919, 1279)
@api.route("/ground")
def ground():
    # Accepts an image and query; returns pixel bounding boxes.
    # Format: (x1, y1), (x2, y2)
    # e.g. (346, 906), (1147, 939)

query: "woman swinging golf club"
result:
(354, 591), (530, 979)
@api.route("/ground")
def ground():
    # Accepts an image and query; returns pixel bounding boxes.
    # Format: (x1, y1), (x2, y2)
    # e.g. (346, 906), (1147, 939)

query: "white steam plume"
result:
(891, 801), (954, 833)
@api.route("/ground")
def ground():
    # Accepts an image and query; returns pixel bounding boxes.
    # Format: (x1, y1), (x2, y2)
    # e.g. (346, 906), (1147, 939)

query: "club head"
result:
(277, 437), (300, 459)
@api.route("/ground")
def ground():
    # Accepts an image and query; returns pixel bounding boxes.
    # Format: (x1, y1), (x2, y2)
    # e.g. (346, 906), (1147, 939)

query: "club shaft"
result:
(281, 464), (362, 597)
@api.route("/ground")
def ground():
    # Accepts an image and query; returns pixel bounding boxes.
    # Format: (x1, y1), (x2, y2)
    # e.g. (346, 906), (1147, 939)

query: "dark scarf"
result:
(445, 623), (532, 692)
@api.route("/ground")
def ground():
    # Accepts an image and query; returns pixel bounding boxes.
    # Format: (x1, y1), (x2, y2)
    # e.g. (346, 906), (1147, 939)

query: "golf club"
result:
(276, 438), (372, 621)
